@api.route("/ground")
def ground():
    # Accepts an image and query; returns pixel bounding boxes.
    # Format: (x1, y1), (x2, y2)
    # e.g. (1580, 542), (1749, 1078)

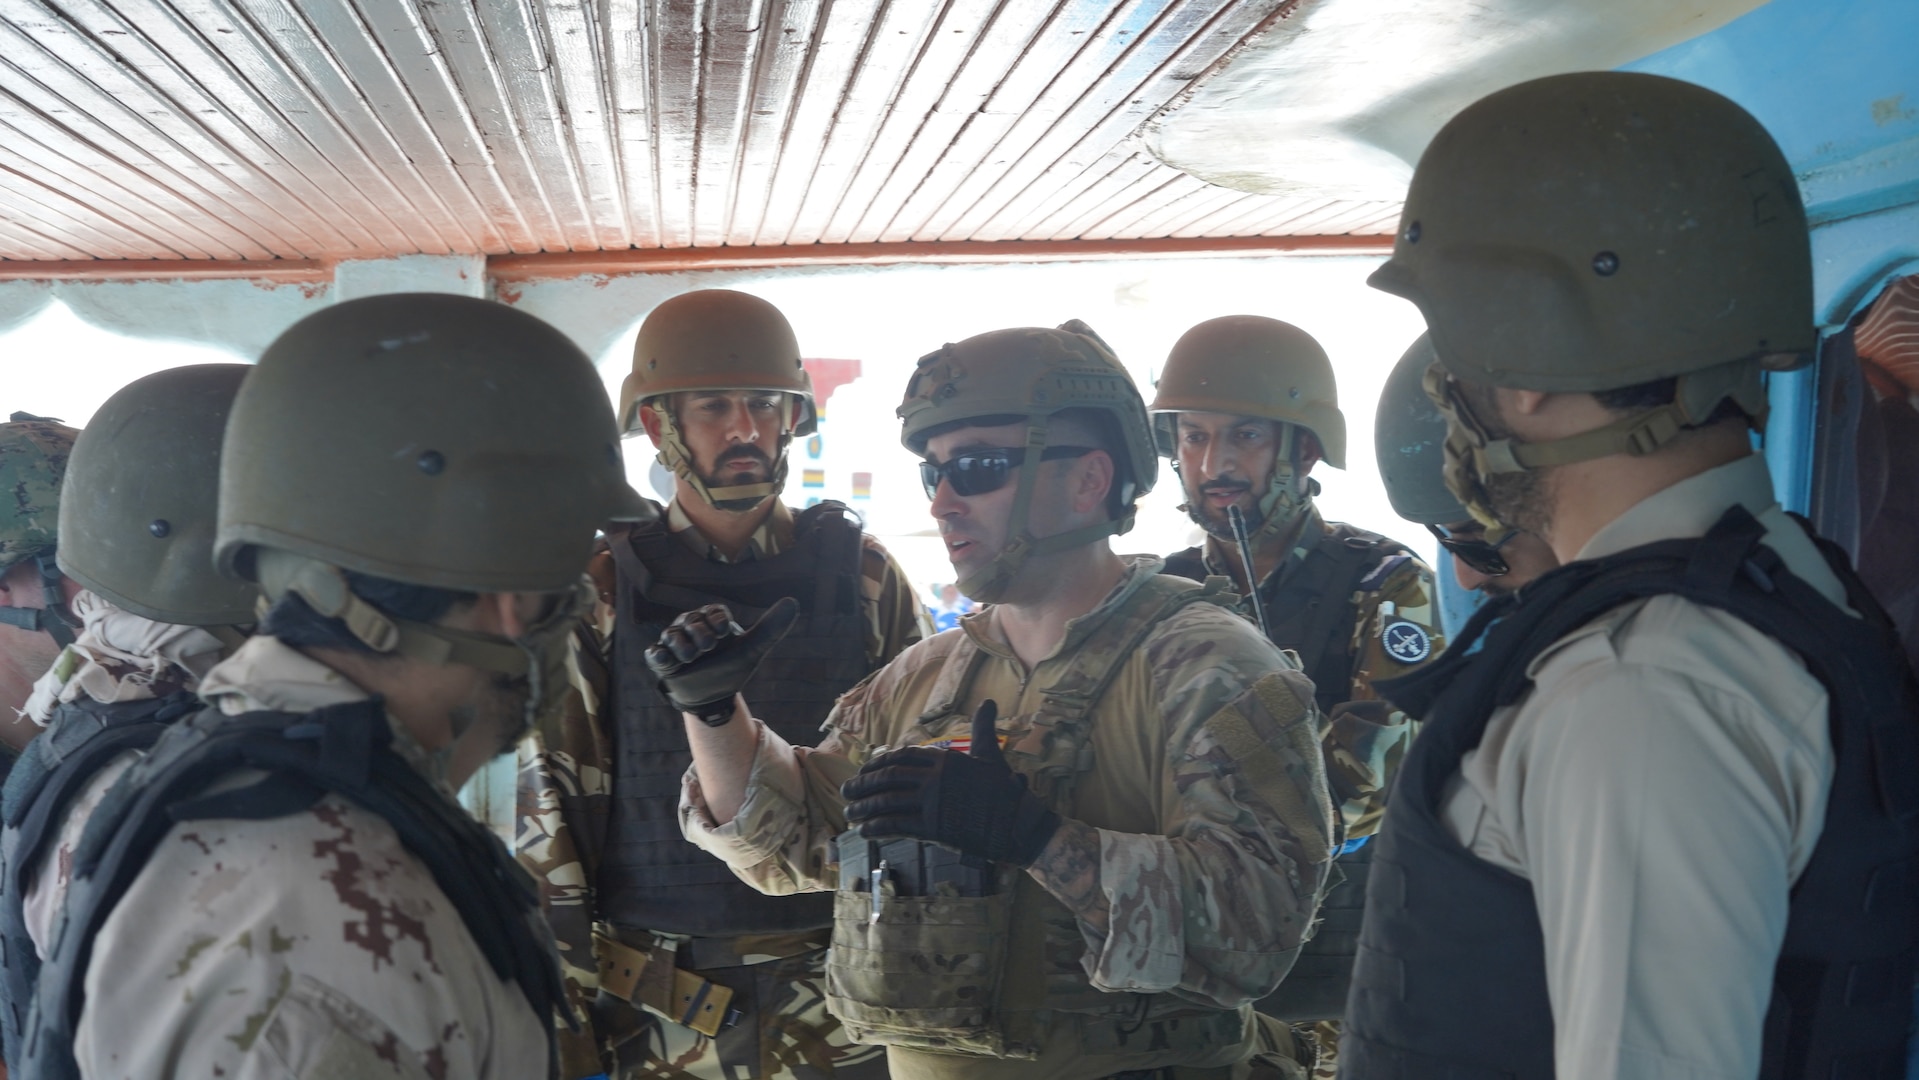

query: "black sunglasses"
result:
(1427, 522), (1514, 578)
(919, 446), (1097, 499)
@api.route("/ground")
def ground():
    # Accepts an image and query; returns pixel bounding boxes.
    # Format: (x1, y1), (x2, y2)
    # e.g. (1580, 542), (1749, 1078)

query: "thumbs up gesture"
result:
(645, 598), (800, 726)
(840, 700), (1062, 867)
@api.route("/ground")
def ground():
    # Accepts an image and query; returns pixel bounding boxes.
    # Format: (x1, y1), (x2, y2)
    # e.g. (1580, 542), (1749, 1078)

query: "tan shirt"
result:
(73, 635), (550, 1080)
(682, 556), (1333, 1080)
(1438, 454), (1847, 1080)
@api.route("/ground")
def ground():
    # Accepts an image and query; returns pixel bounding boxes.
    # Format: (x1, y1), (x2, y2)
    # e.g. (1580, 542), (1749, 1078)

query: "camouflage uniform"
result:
(681, 555), (1334, 1080)
(1164, 508), (1440, 1080)
(69, 633), (551, 1079)
(517, 498), (928, 1079)
(0, 415), (80, 777)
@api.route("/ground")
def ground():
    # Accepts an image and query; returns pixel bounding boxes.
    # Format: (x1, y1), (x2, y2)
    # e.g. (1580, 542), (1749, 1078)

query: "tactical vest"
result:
(825, 574), (1249, 1061)
(22, 698), (567, 1080)
(0, 692), (197, 1073)
(602, 501), (871, 938)
(1343, 507), (1919, 1078)
(1164, 525), (1409, 1024)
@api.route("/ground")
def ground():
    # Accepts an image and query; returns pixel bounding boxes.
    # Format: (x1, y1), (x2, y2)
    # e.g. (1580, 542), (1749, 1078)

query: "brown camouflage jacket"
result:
(1176, 509), (1443, 841)
(514, 500), (929, 1074)
(681, 556), (1334, 1073)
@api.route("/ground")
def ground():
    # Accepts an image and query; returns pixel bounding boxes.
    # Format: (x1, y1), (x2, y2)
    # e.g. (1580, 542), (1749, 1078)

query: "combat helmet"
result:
(620, 289), (815, 512)
(0, 413), (80, 647)
(218, 294), (648, 702)
(1149, 315), (1346, 543)
(899, 320), (1155, 602)
(58, 365), (259, 628)
(1374, 335), (1468, 527)
(1369, 72), (1811, 529)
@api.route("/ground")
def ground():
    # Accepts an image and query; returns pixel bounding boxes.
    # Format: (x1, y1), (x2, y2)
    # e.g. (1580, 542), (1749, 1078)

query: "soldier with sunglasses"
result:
(514, 289), (927, 1080)
(652, 321), (1333, 1080)
(1376, 335), (1559, 598)
(1146, 317), (1443, 1077)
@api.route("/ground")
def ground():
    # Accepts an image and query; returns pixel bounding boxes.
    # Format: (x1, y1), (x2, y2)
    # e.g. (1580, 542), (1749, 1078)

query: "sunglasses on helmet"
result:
(1426, 522), (1515, 578)
(919, 446), (1097, 499)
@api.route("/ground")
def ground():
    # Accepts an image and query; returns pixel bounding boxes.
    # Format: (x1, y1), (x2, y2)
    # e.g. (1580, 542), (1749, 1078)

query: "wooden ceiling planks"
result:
(0, 0), (1398, 265)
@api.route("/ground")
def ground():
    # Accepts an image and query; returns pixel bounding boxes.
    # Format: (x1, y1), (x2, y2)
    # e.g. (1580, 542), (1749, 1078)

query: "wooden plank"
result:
(0, 214), (89, 261)
(0, 117), (222, 258)
(1338, 204), (1406, 235)
(750, 0), (885, 246)
(1256, 198), (1378, 235)
(15, 0), (384, 255)
(0, 255), (331, 280)
(604, 0), (659, 249)
(0, 8), (313, 256)
(1090, 173), (1224, 238)
(525, 0), (633, 250)
(642, 0), (704, 249)
(1018, 151), (1156, 240)
(956, 0), (1296, 242)
(684, 0), (782, 247)
(0, 163), (170, 257)
(409, 0), (571, 252)
(722, 0), (827, 246)
(1163, 189), (1286, 239)
(241, 0), (504, 253)
(813, 0), (1004, 244)
(1045, 161), (1190, 239)
(782, 0), (948, 246)
(487, 234), (1390, 278)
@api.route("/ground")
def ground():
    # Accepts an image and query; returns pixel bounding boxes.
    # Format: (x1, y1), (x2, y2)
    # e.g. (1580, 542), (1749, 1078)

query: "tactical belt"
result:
(592, 931), (741, 1037)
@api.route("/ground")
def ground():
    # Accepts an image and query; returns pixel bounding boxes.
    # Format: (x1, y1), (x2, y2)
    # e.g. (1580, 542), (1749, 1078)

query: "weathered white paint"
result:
(334, 254), (487, 302)
(1144, 0), (1767, 201)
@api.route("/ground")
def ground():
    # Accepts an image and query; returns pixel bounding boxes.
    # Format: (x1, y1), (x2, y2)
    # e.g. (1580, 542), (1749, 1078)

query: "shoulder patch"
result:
(1357, 553), (1413, 592)
(1380, 619), (1434, 664)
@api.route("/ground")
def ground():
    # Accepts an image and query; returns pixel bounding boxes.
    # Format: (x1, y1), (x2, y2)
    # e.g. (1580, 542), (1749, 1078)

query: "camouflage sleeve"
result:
(860, 535), (932, 667)
(1077, 606), (1335, 1010)
(515, 607), (616, 1077)
(1327, 556), (1445, 840)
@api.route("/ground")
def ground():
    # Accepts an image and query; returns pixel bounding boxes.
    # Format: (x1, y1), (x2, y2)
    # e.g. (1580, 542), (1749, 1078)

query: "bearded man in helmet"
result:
(1374, 335), (1558, 599)
(1340, 74), (1919, 1079)
(23, 295), (646, 1079)
(0, 414), (83, 768)
(0, 366), (260, 1073)
(514, 289), (926, 1080)
(653, 321), (1332, 1080)
(1148, 317), (1443, 1074)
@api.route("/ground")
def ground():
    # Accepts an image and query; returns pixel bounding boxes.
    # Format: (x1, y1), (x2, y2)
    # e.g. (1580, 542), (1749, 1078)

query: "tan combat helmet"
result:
(1376, 335), (1470, 527)
(899, 320), (1156, 603)
(58, 364), (259, 627)
(1370, 73), (1811, 529)
(0, 414), (80, 647)
(1149, 315), (1347, 543)
(620, 289), (816, 512)
(218, 294), (648, 691)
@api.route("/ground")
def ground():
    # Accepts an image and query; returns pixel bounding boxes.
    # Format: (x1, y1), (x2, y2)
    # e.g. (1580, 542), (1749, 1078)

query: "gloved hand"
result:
(644, 598), (799, 726)
(840, 700), (1062, 866)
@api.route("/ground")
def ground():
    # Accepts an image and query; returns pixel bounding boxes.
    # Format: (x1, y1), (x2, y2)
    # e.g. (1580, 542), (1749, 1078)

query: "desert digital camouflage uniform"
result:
(72, 633), (550, 1079)
(680, 555), (1334, 1080)
(517, 497), (927, 1079)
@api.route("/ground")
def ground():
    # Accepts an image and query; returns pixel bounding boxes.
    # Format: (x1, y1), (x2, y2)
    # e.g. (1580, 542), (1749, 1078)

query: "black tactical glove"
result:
(840, 701), (1062, 867)
(643, 598), (799, 726)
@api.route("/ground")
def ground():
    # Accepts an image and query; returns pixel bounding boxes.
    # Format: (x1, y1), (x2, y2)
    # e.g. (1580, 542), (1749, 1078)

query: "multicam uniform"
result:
(517, 498), (928, 1079)
(1163, 509), (1440, 1080)
(680, 555), (1334, 1080)
(65, 634), (552, 1079)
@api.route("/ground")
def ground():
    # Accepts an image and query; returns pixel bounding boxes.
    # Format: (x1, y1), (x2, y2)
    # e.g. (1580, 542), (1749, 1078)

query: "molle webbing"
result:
(603, 501), (870, 937)
(1259, 533), (1383, 715)
(0, 692), (196, 1072)
(23, 699), (567, 1080)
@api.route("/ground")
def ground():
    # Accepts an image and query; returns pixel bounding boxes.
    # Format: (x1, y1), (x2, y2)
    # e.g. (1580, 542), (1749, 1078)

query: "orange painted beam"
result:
(0, 258), (333, 282)
(486, 235), (1392, 280)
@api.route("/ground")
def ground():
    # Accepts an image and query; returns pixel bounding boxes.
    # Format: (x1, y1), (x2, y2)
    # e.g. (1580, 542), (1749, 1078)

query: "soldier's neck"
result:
(1540, 423), (1752, 564)
(1215, 505), (1310, 593)
(993, 546), (1127, 670)
(672, 481), (779, 560)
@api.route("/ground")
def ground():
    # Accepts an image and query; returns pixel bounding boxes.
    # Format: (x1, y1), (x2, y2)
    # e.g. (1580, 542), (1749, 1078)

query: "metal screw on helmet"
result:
(1404, 221), (1421, 244)
(416, 450), (445, 475)
(148, 520), (171, 538)
(1592, 252), (1620, 276)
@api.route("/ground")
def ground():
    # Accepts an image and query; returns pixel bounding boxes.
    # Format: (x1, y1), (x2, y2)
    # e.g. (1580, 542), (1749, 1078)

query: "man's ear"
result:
(638, 401), (667, 448)
(1506, 388), (1551, 416)
(1074, 450), (1117, 516)
(1295, 429), (1324, 477)
(470, 592), (535, 639)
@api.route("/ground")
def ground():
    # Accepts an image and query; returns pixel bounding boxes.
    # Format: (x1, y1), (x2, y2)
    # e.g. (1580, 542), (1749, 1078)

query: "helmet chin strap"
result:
(0, 551), (78, 648)
(957, 420), (1135, 604)
(650, 396), (797, 513)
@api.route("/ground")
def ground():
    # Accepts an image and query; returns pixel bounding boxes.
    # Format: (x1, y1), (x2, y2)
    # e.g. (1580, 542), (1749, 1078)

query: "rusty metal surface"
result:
(0, 0), (1394, 263)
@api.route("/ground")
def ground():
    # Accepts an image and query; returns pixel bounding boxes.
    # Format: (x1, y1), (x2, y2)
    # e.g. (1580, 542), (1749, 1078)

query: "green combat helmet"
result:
(0, 413), (81, 647)
(217, 294), (650, 732)
(1148, 315), (1347, 545)
(1374, 334), (1469, 527)
(619, 289), (816, 512)
(1369, 72), (1812, 533)
(898, 320), (1156, 602)
(58, 365), (259, 628)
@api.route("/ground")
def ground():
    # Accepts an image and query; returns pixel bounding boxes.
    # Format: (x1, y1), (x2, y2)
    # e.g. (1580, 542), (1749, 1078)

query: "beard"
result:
(1182, 475), (1260, 540)
(1454, 378), (1556, 537)
(698, 445), (774, 490)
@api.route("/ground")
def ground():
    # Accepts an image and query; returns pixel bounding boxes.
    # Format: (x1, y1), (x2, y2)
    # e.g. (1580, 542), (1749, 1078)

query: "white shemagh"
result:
(21, 590), (226, 724)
